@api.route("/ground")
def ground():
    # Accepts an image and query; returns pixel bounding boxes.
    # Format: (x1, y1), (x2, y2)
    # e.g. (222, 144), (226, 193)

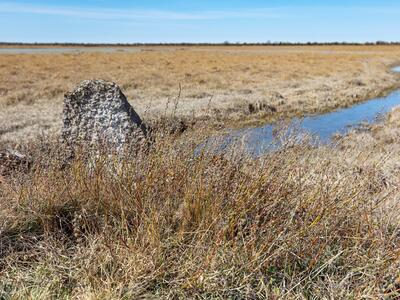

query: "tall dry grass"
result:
(1, 132), (399, 299)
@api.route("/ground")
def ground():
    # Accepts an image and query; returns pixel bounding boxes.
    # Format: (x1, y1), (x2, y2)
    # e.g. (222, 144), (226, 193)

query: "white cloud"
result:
(0, 2), (285, 21)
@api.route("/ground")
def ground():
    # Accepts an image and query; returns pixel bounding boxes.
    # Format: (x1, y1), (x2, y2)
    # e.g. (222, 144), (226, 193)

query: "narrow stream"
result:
(202, 67), (400, 156)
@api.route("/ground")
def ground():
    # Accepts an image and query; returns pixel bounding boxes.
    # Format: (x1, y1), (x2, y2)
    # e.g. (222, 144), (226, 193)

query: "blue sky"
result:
(1, 0), (399, 43)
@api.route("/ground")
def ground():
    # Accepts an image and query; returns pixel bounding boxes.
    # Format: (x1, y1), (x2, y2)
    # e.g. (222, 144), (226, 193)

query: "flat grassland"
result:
(1, 46), (400, 299)
(1, 45), (400, 142)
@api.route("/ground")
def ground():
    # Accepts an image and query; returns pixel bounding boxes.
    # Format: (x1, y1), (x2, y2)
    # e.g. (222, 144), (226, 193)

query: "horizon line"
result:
(1, 41), (399, 45)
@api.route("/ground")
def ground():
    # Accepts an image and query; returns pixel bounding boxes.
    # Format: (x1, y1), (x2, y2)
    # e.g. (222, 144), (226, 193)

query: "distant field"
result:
(1, 45), (400, 143)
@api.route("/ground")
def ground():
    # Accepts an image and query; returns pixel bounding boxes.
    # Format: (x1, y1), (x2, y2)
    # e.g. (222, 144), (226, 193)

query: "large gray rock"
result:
(62, 80), (147, 152)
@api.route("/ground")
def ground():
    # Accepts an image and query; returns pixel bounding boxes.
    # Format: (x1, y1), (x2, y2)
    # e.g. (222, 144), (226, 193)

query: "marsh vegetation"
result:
(1, 45), (400, 299)
(1, 45), (400, 143)
(1, 130), (400, 298)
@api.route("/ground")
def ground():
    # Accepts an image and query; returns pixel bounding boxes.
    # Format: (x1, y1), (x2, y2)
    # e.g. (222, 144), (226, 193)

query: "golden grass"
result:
(1, 46), (400, 298)
(338, 106), (400, 180)
(1, 131), (400, 299)
(1, 45), (400, 143)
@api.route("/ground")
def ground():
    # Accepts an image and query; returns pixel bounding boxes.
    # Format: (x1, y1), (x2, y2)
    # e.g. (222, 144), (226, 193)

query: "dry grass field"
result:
(1, 45), (400, 143)
(1, 45), (400, 299)
(1, 127), (400, 298)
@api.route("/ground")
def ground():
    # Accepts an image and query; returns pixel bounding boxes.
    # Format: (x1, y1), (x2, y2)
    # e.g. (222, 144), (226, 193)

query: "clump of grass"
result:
(0, 133), (399, 299)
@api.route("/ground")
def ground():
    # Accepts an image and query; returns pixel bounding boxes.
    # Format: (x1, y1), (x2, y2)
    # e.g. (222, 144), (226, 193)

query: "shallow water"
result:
(0, 47), (141, 54)
(203, 67), (400, 156)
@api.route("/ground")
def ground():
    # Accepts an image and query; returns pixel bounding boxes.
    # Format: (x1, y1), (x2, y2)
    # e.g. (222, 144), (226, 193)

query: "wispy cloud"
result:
(0, 2), (285, 21)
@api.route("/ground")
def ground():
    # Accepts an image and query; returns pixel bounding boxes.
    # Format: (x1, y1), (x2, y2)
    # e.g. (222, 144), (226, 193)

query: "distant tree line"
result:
(1, 41), (400, 46)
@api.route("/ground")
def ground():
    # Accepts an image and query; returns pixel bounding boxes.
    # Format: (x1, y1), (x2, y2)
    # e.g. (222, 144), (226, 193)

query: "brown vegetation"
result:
(1, 131), (400, 298)
(1, 45), (400, 143)
(1, 45), (400, 299)
(340, 105), (400, 177)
